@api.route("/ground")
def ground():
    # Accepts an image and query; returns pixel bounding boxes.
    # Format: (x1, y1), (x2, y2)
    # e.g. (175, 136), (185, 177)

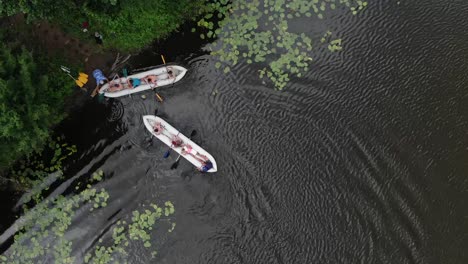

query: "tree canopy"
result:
(81, 0), (205, 51)
(0, 0), (205, 51)
(0, 43), (73, 170)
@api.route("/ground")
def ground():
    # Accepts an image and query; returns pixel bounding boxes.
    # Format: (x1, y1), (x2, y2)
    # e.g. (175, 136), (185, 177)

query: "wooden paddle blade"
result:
(155, 93), (163, 102)
(170, 160), (180, 170)
(91, 85), (99, 97)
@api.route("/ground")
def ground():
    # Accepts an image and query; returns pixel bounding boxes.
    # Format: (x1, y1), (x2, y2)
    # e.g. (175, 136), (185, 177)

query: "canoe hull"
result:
(100, 65), (187, 98)
(142, 115), (217, 173)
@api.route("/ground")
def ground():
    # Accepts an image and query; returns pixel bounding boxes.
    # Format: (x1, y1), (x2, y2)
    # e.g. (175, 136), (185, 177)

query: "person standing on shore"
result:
(81, 21), (89, 32)
(94, 32), (103, 45)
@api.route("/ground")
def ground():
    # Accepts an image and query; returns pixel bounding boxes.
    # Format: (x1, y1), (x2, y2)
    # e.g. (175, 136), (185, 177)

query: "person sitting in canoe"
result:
(153, 122), (163, 135)
(145, 75), (158, 84)
(181, 144), (213, 172)
(182, 145), (209, 162)
(108, 82), (123, 92)
(158, 68), (174, 80)
(171, 136), (183, 148)
(181, 144), (196, 156)
(127, 78), (141, 88)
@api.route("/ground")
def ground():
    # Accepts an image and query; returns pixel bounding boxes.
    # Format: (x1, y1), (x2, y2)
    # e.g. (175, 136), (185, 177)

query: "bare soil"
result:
(5, 14), (120, 93)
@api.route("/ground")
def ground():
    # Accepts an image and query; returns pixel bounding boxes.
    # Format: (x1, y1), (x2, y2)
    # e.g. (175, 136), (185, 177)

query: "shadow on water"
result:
(127, 22), (212, 71)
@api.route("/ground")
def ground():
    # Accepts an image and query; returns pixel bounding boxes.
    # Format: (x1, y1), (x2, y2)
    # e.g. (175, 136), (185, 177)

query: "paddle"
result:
(170, 130), (197, 170)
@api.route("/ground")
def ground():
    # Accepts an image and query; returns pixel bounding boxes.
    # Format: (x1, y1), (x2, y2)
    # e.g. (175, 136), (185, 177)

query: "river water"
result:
(2, 1), (468, 263)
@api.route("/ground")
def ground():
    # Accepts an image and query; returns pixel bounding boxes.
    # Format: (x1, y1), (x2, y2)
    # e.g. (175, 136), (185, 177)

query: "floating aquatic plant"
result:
(0, 170), (107, 264)
(0, 170), (176, 264)
(9, 137), (77, 204)
(10, 137), (77, 185)
(328, 38), (343, 52)
(85, 201), (176, 263)
(195, 0), (368, 90)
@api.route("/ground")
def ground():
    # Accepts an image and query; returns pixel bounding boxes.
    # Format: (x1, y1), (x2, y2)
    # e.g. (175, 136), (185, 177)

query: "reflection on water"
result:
(2, 1), (468, 263)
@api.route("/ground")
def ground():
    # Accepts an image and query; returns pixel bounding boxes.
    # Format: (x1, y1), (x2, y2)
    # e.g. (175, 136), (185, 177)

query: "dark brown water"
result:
(2, 1), (468, 263)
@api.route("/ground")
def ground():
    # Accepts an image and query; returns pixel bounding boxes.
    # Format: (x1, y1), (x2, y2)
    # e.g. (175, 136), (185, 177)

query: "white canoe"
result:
(142, 115), (217, 173)
(99, 65), (187, 98)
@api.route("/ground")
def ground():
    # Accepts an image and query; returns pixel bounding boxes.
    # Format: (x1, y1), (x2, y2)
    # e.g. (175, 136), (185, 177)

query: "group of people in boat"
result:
(105, 68), (175, 93)
(153, 122), (214, 173)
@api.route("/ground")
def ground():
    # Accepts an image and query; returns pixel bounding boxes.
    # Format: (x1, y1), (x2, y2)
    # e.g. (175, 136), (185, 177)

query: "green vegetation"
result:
(0, 0), (206, 51)
(81, 0), (205, 51)
(8, 136), (77, 201)
(0, 0), (369, 180)
(0, 170), (176, 264)
(0, 0), (206, 179)
(0, 40), (74, 171)
(84, 200), (175, 262)
(194, 0), (368, 90)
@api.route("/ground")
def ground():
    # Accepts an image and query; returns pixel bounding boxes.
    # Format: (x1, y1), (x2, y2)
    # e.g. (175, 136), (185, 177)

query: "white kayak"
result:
(142, 115), (217, 173)
(99, 65), (187, 98)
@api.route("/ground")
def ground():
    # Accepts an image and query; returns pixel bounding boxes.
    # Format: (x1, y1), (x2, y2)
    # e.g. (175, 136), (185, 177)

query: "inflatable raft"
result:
(143, 115), (217, 173)
(99, 65), (187, 98)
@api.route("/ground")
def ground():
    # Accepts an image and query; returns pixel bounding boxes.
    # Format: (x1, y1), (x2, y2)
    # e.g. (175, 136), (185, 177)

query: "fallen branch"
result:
(110, 53), (131, 73)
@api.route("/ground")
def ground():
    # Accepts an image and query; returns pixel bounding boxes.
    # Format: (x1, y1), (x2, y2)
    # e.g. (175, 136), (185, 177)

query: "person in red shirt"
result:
(81, 21), (89, 32)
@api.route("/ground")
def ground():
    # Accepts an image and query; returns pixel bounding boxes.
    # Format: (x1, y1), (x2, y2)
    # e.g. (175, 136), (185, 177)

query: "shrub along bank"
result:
(0, 0), (206, 51)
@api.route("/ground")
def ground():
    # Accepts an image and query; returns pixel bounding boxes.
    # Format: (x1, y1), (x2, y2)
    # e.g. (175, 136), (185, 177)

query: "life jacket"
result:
(201, 161), (213, 172)
(129, 78), (141, 88)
